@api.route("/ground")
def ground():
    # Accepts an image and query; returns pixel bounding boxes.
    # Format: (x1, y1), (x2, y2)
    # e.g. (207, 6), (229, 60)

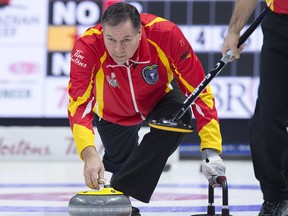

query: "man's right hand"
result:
(222, 31), (244, 61)
(81, 146), (105, 190)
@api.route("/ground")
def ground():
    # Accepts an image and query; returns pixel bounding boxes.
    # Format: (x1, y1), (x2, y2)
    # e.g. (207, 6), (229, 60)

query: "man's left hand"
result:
(201, 155), (226, 187)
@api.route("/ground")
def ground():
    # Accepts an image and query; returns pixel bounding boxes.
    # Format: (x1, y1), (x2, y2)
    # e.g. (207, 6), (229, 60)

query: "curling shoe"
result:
(258, 200), (288, 216)
(132, 206), (141, 216)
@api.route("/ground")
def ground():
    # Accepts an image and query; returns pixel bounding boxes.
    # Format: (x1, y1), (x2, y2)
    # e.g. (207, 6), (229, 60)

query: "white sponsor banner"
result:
(0, 126), (79, 161)
(210, 77), (259, 118)
(0, 74), (259, 119)
(0, 126), (179, 162)
(0, 47), (45, 82)
(0, 0), (48, 45)
(0, 83), (43, 117)
(42, 76), (259, 119)
(180, 25), (263, 52)
(44, 77), (69, 117)
(0, 46), (46, 117)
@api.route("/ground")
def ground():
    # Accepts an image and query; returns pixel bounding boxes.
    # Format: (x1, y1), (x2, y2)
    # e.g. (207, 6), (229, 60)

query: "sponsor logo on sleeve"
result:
(180, 46), (191, 60)
(70, 49), (87, 68)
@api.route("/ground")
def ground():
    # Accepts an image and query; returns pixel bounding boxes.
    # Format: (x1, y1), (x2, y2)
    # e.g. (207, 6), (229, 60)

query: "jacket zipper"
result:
(127, 65), (145, 120)
(107, 63), (146, 120)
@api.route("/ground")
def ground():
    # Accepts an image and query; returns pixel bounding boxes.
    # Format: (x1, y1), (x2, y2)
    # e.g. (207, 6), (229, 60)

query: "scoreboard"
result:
(128, 0), (266, 77)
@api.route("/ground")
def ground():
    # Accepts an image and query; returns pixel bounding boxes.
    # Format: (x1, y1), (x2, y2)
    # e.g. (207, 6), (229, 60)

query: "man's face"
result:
(103, 19), (141, 65)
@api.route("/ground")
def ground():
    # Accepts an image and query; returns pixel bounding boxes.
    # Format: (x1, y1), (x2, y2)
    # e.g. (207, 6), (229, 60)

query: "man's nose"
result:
(114, 43), (124, 53)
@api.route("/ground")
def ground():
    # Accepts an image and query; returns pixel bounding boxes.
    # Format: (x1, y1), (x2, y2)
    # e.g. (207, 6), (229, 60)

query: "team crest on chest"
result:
(142, 64), (159, 84)
(106, 72), (119, 88)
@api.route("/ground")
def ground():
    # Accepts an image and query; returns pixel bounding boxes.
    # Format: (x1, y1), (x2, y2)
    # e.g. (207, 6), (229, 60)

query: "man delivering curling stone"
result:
(67, 2), (225, 215)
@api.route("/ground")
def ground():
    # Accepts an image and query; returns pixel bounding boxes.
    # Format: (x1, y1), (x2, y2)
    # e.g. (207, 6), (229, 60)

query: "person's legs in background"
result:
(249, 13), (288, 216)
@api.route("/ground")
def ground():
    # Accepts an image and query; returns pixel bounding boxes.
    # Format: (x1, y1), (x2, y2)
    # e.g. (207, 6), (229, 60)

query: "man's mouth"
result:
(114, 55), (125, 59)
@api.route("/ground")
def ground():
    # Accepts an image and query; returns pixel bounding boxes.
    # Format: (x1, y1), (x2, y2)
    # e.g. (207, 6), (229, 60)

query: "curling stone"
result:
(68, 179), (132, 216)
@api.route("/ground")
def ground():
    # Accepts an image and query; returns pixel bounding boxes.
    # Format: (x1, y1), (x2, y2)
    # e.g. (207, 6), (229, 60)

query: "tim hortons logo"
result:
(0, 138), (51, 156)
(71, 49), (87, 68)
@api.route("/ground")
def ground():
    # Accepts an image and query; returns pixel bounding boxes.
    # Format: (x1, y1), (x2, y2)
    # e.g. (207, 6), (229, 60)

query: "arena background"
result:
(0, 0), (266, 161)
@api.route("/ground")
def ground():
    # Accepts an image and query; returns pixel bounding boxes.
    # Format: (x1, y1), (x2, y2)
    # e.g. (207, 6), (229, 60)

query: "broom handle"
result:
(173, 6), (270, 121)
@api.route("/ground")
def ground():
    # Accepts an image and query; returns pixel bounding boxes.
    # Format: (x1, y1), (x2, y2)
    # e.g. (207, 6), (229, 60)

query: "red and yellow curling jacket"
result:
(266, 0), (288, 14)
(68, 14), (222, 157)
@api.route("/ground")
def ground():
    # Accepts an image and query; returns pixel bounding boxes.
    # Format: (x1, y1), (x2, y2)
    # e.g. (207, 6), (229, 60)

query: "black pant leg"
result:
(94, 115), (142, 173)
(249, 109), (288, 201)
(111, 86), (192, 203)
(249, 12), (288, 201)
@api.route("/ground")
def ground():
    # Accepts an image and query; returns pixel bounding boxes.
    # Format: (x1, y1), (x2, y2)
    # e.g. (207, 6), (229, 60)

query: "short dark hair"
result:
(101, 2), (141, 31)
